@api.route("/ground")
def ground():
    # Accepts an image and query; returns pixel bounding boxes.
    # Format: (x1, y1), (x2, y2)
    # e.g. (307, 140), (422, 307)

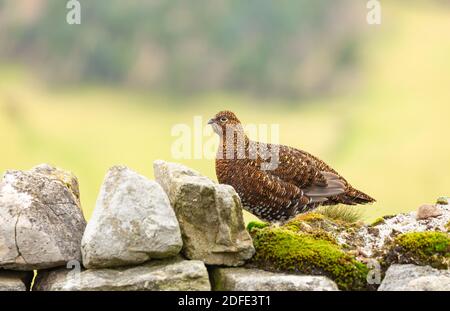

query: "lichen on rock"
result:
(0, 164), (86, 270)
(246, 221), (269, 232)
(352, 201), (450, 259)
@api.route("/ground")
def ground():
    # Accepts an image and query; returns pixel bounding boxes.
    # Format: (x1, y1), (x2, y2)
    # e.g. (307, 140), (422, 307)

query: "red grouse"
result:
(208, 110), (375, 222)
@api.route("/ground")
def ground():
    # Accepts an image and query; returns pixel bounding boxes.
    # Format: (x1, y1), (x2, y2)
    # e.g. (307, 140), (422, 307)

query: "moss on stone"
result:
(249, 227), (369, 290)
(246, 221), (269, 232)
(282, 216), (337, 244)
(395, 232), (449, 255)
(370, 217), (385, 227)
(384, 231), (450, 269)
(306, 229), (338, 244)
(284, 212), (337, 231)
(445, 221), (450, 232)
(286, 212), (360, 233)
(292, 212), (326, 223)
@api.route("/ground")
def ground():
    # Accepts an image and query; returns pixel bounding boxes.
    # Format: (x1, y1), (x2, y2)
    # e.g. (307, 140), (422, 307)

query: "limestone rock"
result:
(153, 160), (255, 266)
(34, 257), (210, 291)
(346, 201), (450, 259)
(81, 166), (182, 269)
(211, 268), (338, 291)
(0, 270), (33, 291)
(378, 264), (450, 291)
(416, 204), (443, 220)
(0, 164), (86, 270)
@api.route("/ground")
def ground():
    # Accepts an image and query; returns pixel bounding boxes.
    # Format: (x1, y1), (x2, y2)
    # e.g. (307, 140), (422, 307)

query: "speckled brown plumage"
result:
(208, 111), (375, 222)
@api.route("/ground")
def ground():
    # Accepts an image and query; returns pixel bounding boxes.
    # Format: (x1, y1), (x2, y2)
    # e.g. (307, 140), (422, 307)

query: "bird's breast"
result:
(215, 159), (252, 185)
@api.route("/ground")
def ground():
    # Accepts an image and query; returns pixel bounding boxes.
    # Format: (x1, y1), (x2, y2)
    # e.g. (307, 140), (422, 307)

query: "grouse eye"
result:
(220, 117), (228, 122)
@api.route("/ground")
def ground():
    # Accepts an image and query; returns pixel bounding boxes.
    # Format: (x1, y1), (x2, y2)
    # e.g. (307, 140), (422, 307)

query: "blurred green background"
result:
(0, 0), (449, 222)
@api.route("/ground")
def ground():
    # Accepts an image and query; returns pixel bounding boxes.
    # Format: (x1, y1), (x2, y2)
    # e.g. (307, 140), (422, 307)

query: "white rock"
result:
(351, 203), (450, 258)
(0, 164), (86, 270)
(153, 160), (255, 266)
(378, 264), (450, 291)
(211, 268), (339, 291)
(81, 166), (182, 269)
(34, 257), (210, 291)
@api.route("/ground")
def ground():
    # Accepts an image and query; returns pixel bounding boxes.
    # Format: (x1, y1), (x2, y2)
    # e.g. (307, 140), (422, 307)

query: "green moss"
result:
(385, 231), (450, 269)
(286, 212), (360, 233)
(445, 221), (450, 232)
(370, 217), (385, 227)
(250, 227), (369, 290)
(316, 205), (363, 223)
(290, 212), (325, 224)
(395, 232), (450, 255)
(246, 221), (269, 232)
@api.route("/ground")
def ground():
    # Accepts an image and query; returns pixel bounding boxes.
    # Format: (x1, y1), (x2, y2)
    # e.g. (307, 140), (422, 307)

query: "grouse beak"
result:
(207, 118), (215, 125)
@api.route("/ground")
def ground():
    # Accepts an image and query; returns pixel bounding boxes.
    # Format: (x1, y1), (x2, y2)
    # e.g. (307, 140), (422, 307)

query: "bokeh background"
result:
(0, 0), (449, 222)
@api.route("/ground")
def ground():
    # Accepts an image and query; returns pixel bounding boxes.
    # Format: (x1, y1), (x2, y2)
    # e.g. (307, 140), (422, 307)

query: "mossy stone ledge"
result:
(247, 218), (370, 291)
(383, 231), (450, 269)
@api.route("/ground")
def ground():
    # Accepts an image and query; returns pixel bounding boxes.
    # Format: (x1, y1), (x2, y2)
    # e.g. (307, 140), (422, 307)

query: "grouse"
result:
(208, 110), (375, 222)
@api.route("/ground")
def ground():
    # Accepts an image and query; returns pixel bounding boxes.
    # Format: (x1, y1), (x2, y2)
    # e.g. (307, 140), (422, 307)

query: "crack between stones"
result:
(14, 210), (28, 264)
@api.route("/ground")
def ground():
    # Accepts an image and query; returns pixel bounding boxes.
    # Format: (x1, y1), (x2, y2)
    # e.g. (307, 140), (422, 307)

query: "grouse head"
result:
(208, 111), (243, 137)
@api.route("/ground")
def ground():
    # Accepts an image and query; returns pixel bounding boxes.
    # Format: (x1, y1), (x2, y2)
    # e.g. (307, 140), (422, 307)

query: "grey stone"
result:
(33, 257), (210, 291)
(153, 160), (255, 266)
(211, 268), (339, 291)
(345, 202), (450, 260)
(436, 197), (448, 205)
(0, 270), (33, 291)
(81, 166), (182, 269)
(0, 164), (86, 270)
(378, 264), (450, 291)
